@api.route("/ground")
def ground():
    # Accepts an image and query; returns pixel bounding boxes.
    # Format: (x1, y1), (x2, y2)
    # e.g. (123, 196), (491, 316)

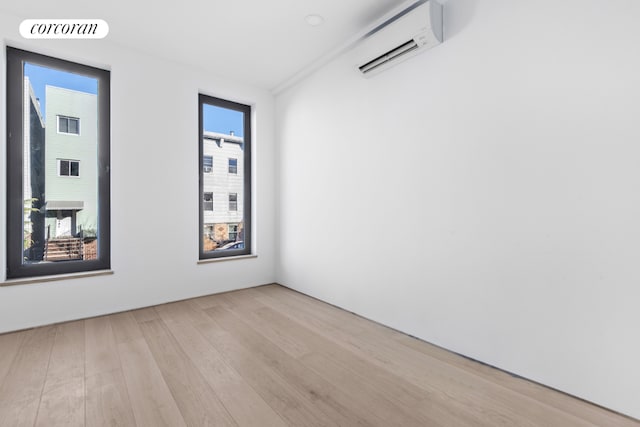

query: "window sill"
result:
(2, 270), (114, 287)
(198, 254), (257, 264)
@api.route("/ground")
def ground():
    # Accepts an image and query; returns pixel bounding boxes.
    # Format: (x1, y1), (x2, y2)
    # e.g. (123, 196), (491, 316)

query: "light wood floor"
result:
(0, 284), (637, 427)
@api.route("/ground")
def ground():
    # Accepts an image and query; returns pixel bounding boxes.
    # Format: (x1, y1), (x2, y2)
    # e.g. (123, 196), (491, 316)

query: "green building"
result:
(43, 85), (98, 240)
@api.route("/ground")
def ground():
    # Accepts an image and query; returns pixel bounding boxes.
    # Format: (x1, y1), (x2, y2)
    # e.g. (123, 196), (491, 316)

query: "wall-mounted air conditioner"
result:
(355, 0), (443, 77)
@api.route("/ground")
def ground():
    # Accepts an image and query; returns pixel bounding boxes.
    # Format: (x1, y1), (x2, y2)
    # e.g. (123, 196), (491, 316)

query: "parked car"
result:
(218, 241), (244, 250)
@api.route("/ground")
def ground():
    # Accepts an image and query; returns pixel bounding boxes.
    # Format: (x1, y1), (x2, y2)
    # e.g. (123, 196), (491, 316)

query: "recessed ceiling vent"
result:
(355, 0), (443, 77)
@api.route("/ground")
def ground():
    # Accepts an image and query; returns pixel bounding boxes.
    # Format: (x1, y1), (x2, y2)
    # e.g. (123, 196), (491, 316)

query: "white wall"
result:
(276, 0), (640, 419)
(0, 11), (277, 333)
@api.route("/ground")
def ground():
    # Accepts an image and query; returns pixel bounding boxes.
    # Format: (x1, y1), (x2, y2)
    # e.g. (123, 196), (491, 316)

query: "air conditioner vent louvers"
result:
(354, 0), (443, 78)
(359, 40), (419, 74)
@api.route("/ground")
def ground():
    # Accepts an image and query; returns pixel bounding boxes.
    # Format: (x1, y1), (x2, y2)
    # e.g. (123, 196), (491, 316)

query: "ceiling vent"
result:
(355, 1), (443, 77)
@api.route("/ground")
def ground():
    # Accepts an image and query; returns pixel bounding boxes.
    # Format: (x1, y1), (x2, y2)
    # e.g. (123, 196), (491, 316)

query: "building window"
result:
(58, 115), (79, 135)
(58, 159), (80, 177)
(229, 224), (239, 241)
(6, 47), (111, 279)
(203, 155), (213, 173)
(199, 94), (251, 259)
(228, 158), (237, 174)
(203, 192), (214, 211)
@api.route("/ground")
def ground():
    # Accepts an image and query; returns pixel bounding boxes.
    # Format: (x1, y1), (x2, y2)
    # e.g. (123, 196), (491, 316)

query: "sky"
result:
(203, 104), (244, 138)
(24, 62), (98, 122)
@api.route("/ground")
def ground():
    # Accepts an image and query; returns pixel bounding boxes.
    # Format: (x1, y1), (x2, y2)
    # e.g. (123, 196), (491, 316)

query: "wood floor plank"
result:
(35, 320), (85, 427)
(85, 315), (122, 376)
(0, 331), (26, 385)
(154, 299), (213, 327)
(138, 318), (237, 426)
(109, 311), (144, 344)
(203, 304), (388, 427)
(84, 316), (136, 427)
(154, 301), (288, 427)
(131, 306), (160, 323)
(116, 339), (187, 427)
(0, 325), (57, 427)
(217, 291), (313, 359)
(195, 312), (342, 427)
(110, 311), (187, 427)
(300, 351), (441, 427)
(85, 370), (136, 427)
(220, 293), (478, 427)
(192, 293), (225, 310)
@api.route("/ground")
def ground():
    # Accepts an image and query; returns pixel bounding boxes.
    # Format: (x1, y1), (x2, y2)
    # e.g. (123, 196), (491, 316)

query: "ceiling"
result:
(0, 0), (406, 91)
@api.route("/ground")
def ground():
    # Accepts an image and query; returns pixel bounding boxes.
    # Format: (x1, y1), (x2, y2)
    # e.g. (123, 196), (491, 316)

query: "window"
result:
(229, 193), (238, 211)
(229, 224), (239, 241)
(203, 192), (214, 211)
(199, 94), (251, 259)
(228, 158), (237, 174)
(6, 47), (110, 279)
(203, 155), (213, 173)
(58, 115), (79, 135)
(58, 159), (80, 177)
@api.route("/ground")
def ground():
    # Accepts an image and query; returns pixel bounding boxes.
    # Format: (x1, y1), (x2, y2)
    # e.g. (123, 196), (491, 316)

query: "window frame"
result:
(203, 192), (214, 211)
(198, 94), (251, 259)
(58, 159), (80, 177)
(6, 46), (111, 279)
(57, 115), (80, 135)
(229, 193), (238, 211)
(228, 223), (239, 241)
(203, 155), (213, 174)
(228, 157), (237, 174)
